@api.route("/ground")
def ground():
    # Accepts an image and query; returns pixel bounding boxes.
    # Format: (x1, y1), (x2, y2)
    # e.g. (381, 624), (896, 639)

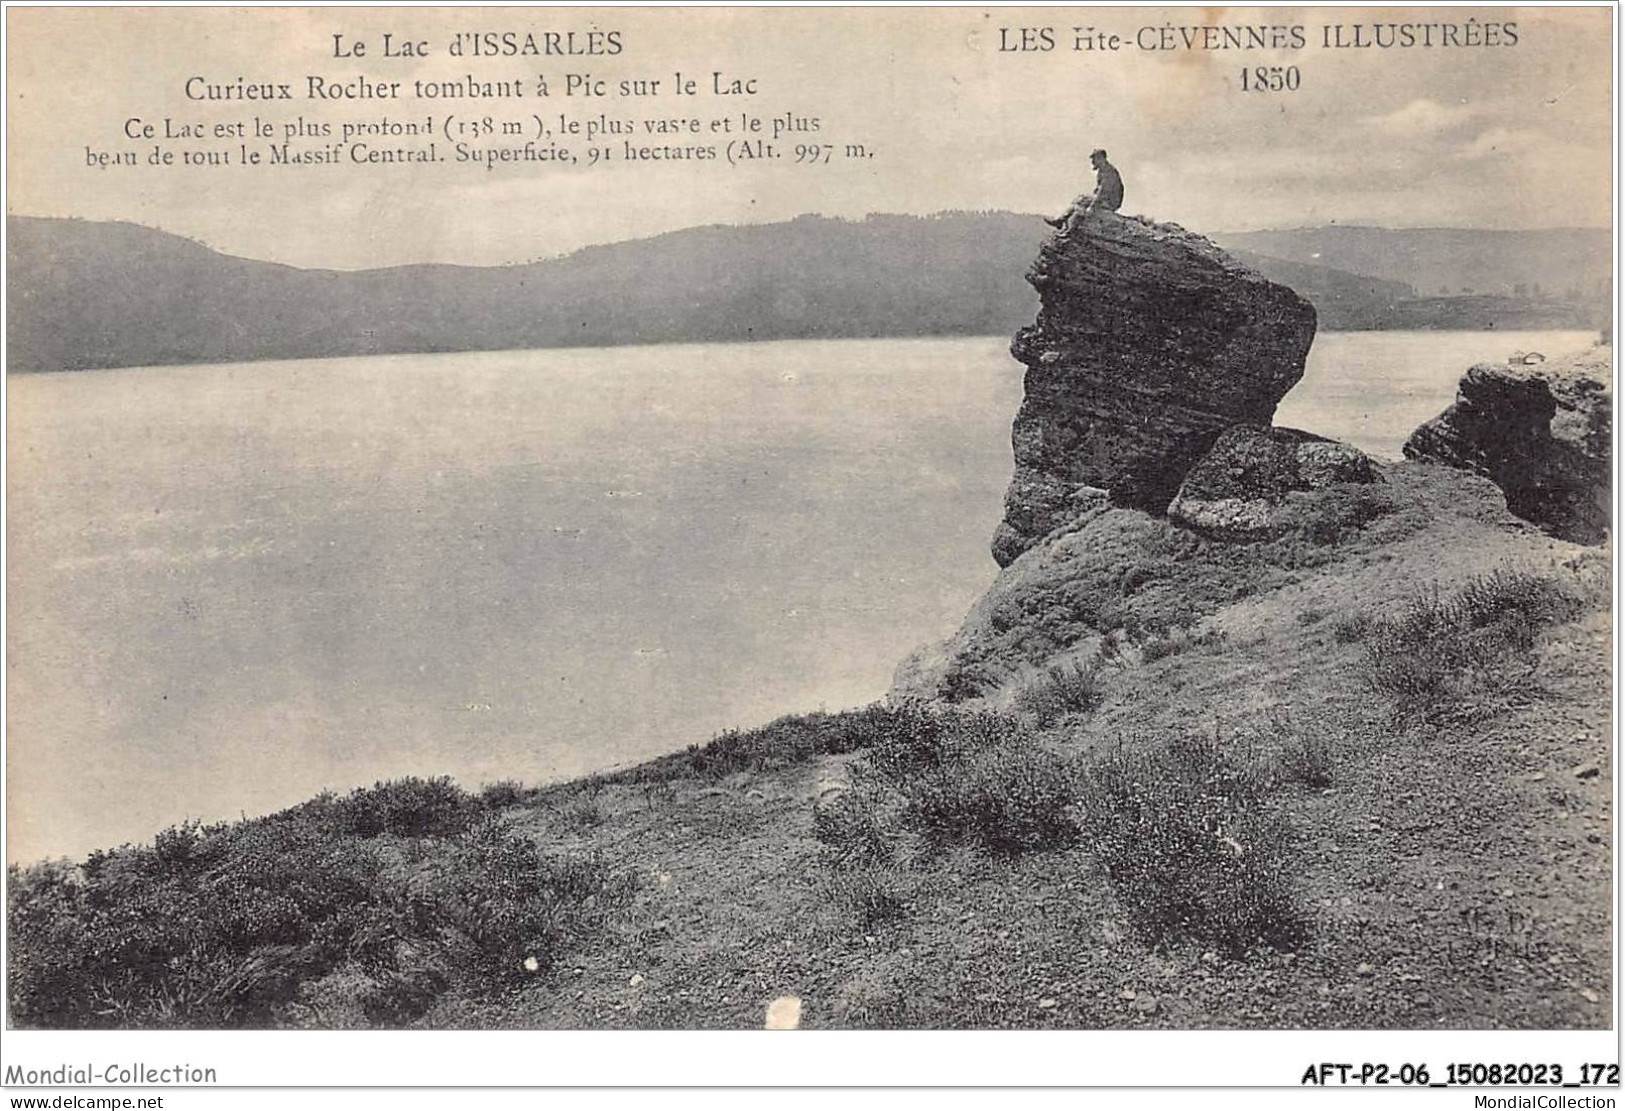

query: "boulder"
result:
(1404, 347), (1611, 545)
(996, 214), (1316, 565)
(1168, 426), (1380, 539)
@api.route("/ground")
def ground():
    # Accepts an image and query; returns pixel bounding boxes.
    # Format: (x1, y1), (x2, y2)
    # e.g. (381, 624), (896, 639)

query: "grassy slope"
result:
(438, 464), (1614, 1030)
(8, 463), (1611, 1030)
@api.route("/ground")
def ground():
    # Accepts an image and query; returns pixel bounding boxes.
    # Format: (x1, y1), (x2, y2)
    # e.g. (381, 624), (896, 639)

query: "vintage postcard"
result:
(2, 1), (1616, 1091)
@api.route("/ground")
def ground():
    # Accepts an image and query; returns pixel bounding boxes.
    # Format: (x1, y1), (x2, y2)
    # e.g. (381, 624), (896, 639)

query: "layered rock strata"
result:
(1405, 347), (1611, 545)
(994, 214), (1317, 566)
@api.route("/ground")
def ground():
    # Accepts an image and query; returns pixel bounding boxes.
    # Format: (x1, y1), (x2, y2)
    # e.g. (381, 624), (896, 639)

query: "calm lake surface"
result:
(6, 330), (1597, 862)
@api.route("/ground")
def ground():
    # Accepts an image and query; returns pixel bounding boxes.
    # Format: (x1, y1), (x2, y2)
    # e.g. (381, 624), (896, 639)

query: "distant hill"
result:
(7, 215), (1609, 372)
(5, 213), (1046, 373)
(1219, 225), (1612, 303)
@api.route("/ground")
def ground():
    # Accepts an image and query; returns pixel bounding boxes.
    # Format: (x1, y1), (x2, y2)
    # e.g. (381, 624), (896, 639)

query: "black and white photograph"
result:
(1, 1), (1617, 1093)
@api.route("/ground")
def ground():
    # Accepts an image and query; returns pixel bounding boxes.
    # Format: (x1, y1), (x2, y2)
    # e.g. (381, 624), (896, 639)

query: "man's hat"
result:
(1090, 148), (1108, 159)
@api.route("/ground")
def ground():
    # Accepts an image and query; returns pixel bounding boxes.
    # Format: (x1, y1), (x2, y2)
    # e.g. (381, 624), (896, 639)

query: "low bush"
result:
(601, 704), (927, 784)
(865, 709), (1024, 785)
(1079, 732), (1308, 954)
(6, 783), (635, 1029)
(1014, 658), (1104, 726)
(813, 790), (895, 867)
(1331, 611), (1372, 644)
(479, 780), (527, 809)
(1277, 728), (1336, 789)
(1362, 568), (1576, 715)
(821, 868), (908, 929)
(551, 791), (606, 834)
(414, 818), (637, 988)
(906, 741), (1081, 856)
(863, 712), (1081, 857)
(336, 776), (473, 839)
(1139, 626), (1227, 663)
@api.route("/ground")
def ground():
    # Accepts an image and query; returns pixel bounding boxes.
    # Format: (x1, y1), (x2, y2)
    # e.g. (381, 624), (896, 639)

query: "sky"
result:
(6, 5), (1615, 269)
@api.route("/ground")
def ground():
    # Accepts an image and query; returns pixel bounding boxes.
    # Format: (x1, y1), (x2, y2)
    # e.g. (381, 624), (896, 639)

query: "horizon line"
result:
(6, 209), (1614, 275)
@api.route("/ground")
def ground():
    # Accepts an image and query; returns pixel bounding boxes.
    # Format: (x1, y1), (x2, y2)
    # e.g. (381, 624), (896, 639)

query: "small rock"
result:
(1038, 998), (1058, 1010)
(1119, 988), (1137, 1001)
(1201, 951), (1221, 965)
(1581, 988), (1600, 1004)
(522, 956), (540, 973)
(1356, 963), (1376, 978)
(1132, 995), (1158, 1015)
(629, 973), (645, 988)
(1529, 772), (1548, 782)
(765, 996), (803, 1030)
(1574, 764), (1601, 780)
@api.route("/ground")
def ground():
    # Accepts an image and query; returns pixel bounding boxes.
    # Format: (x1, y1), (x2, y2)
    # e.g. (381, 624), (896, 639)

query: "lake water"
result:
(5, 330), (1598, 862)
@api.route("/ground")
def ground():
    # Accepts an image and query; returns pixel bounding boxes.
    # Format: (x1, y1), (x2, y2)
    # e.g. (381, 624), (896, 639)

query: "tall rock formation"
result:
(1404, 347), (1612, 545)
(994, 215), (1318, 566)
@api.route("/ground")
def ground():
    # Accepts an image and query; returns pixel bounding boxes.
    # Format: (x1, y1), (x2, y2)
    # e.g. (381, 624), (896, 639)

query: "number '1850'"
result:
(1239, 66), (1301, 92)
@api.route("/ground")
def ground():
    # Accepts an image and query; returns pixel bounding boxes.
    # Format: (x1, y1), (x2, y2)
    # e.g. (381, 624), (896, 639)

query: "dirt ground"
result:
(432, 462), (1612, 1031)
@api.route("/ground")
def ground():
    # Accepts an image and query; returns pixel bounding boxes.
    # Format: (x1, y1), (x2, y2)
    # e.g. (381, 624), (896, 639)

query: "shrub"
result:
(1362, 568), (1577, 715)
(821, 868), (908, 929)
(547, 789), (604, 833)
(1079, 732), (1308, 954)
(865, 709), (1023, 785)
(411, 818), (637, 989)
(606, 704), (926, 784)
(479, 780), (526, 809)
(906, 740), (1081, 856)
(937, 661), (990, 704)
(1331, 611), (1371, 644)
(813, 790), (895, 867)
(859, 713), (1081, 857)
(1014, 658), (1104, 726)
(338, 777), (473, 839)
(7, 801), (636, 1028)
(1139, 626), (1227, 663)
(1277, 728), (1336, 789)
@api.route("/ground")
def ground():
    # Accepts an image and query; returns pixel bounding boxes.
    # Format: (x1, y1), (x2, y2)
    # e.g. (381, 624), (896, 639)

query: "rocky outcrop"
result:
(1404, 347), (1611, 545)
(1168, 426), (1380, 539)
(994, 214), (1317, 566)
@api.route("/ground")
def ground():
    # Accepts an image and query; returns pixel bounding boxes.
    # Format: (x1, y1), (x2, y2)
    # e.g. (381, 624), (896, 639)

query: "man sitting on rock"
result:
(1047, 148), (1124, 229)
